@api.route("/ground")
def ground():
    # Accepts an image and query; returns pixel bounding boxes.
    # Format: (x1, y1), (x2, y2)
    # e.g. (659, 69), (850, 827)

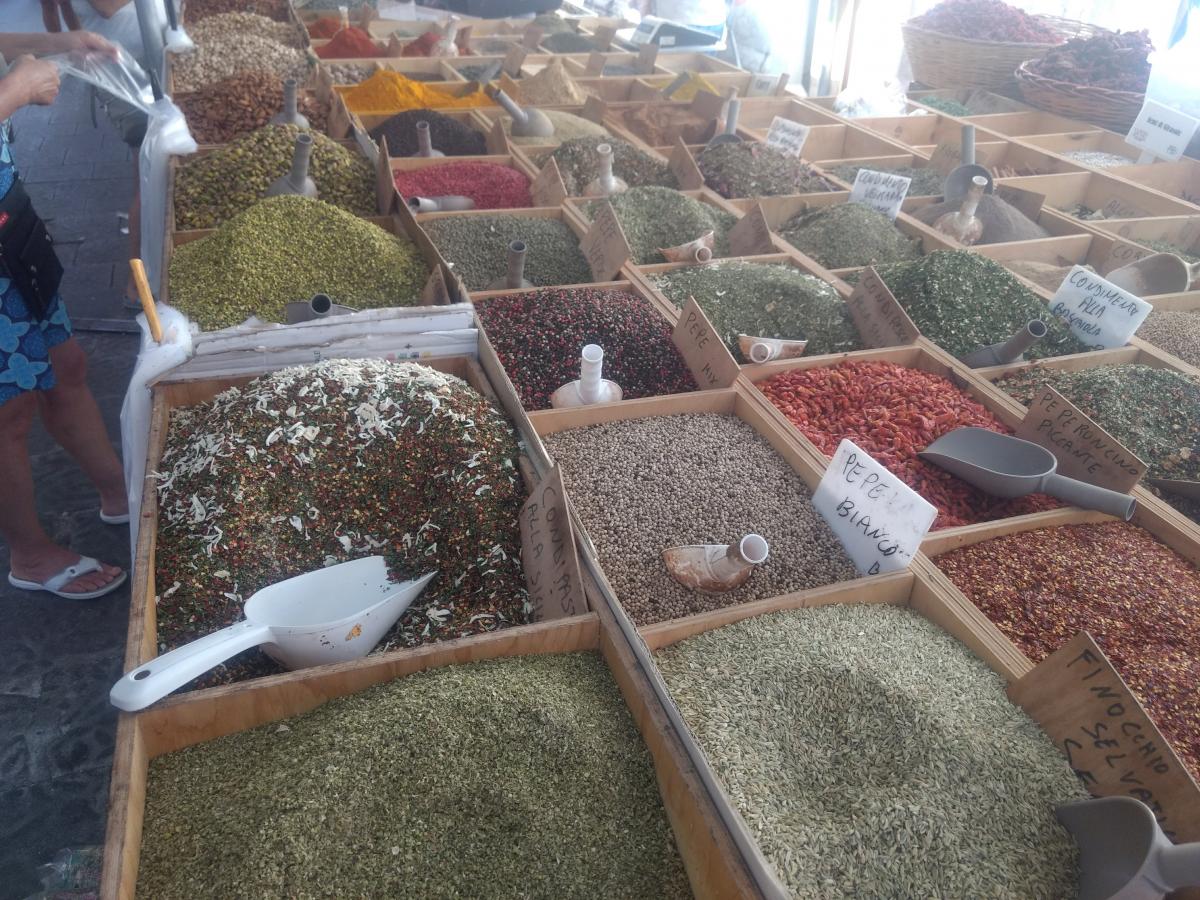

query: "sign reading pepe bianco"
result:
(849, 169), (911, 221)
(812, 439), (937, 577)
(1050, 266), (1151, 350)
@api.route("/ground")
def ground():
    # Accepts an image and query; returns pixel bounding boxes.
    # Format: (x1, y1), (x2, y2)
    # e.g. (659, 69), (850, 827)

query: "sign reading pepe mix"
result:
(1050, 266), (1151, 351)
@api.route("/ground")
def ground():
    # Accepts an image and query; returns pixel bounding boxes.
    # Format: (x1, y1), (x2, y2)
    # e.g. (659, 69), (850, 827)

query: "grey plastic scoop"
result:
(493, 89), (554, 139)
(944, 124), (994, 205)
(919, 427), (1136, 519)
(266, 132), (318, 199)
(705, 91), (743, 150)
(269, 78), (309, 129)
(486, 239), (533, 290)
(960, 319), (1048, 368)
(1057, 796), (1200, 899)
(1105, 253), (1200, 296)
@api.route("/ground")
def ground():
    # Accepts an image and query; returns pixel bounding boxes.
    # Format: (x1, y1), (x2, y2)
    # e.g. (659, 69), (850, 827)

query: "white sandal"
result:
(8, 556), (128, 600)
(100, 510), (130, 525)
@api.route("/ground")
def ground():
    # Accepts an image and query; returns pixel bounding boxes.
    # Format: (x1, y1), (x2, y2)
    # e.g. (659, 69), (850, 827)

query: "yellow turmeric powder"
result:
(337, 70), (495, 114)
(648, 71), (719, 102)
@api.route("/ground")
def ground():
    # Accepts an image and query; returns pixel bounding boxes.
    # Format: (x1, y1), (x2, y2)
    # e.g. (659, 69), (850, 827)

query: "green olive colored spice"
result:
(830, 164), (945, 197)
(422, 214), (592, 290)
(779, 203), (920, 269)
(542, 135), (678, 196)
(584, 186), (736, 264)
(697, 142), (838, 198)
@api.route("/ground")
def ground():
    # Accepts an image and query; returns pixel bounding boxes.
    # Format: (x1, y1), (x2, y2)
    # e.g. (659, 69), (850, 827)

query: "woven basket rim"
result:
(901, 15), (1082, 50)
(1014, 58), (1147, 102)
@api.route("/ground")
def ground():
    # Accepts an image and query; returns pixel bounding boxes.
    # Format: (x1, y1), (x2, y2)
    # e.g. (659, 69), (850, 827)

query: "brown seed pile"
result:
(175, 71), (329, 144)
(1135, 309), (1200, 368)
(543, 414), (858, 624)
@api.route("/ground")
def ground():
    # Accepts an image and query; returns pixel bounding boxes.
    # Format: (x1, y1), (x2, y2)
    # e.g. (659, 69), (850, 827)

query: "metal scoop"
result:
(1057, 796), (1200, 899)
(943, 124), (994, 205)
(109, 558), (435, 711)
(919, 427), (1136, 520)
(705, 91), (743, 150)
(1105, 253), (1200, 297)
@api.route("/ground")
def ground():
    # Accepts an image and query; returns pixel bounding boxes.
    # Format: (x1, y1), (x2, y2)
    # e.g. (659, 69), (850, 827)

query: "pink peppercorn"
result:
(393, 161), (533, 210)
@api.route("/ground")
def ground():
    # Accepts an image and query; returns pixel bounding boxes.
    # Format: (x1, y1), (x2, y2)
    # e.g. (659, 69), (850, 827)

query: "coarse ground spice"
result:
(174, 124), (374, 230)
(514, 58), (589, 106)
(1139, 310), (1200, 367)
(338, 70), (493, 114)
(913, 193), (1049, 243)
(499, 109), (610, 146)
(170, 196), (429, 329)
(543, 414), (858, 624)
(649, 261), (861, 358)
(393, 161), (532, 209)
(867, 250), (1089, 359)
(919, 96), (971, 116)
(778, 203), (920, 269)
(314, 26), (383, 58)
(996, 363), (1200, 482)
(584, 186), (737, 264)
(910, 0), (1062, 42)
(1005, 259), (1093, 292)
(831, 163), (944, 197)
(475, 287), (697, 410)
(758, 361), (1058, 527)
(174, 71), (330, 144)
(153, 359), (528, 686)
(138, 653), (691, 899)
(540, 31), (600, 52)
(173, 26), (313, 92)
(697, 142), (838, 198)
(621, 103), (717, 147)
(306, 15), (341, 38)
(541, 135), (678, 196)
(655, 603), (1086, 898)
(422, 214), (591, 290)
(1062, 149), (1138, 168)
(369, 108), (487, 156)
(184, 0), (290, 22)
(935, 520), (1200, 779)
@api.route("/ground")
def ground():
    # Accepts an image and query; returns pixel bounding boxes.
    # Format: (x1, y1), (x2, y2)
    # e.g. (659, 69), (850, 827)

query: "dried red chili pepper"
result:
(911, 0), (1061, 43)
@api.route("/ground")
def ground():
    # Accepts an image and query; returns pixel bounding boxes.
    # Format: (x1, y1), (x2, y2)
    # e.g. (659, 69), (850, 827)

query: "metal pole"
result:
(132, 0), (166, 83)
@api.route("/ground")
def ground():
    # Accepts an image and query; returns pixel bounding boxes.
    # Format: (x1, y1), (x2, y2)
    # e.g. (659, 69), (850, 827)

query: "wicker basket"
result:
(902, 15), (1100, 91)
(1014, 59), (1145, 132)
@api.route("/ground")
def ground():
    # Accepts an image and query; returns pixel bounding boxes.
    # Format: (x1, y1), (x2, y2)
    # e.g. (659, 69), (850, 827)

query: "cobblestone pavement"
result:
(1, 75), (138, 900)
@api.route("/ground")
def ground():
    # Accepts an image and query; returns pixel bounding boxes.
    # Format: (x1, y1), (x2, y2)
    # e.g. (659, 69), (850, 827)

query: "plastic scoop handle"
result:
(1041, 472), (1136, 520)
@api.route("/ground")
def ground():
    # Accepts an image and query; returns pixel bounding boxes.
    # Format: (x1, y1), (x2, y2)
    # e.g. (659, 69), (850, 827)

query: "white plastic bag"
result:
(139, 97), (197, 298)
(120, 304), (194, 558)
(833, 79), (910, 118)
(46, 45), (153, 112)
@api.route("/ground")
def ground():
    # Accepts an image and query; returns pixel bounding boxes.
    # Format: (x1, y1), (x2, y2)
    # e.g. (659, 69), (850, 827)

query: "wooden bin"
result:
(993, 171), (1199, 224)
(906, 88), (1035, 116)
(852, 112), (1007, 150)
(1107, 158), (1200, 209)
(387, 152), (561, 213)
(964, 109), (1097, 139)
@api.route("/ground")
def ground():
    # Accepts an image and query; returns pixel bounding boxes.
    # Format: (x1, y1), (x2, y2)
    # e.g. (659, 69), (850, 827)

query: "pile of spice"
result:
(139, 654), (691, 898)
(184, 0), (290, 22)
(909, 0), (1061, 42)
(1144, 238), (1200, 264)
(919, 96), (971, 116)
(1027, 29), (1153, 92)
(543, 414), (858, 624)
(306, 15), (343, 38)
(621, 103), (717, 147)
(188, 10), (304, 46)
(338, 70), (493, 114)
(543, 136), (677, 196)
(302, 0), (377, 8)
(153, 359), (528, 685)
(513, 59), (589, 106)
(393, 161), (532, 210)
(533, 12), (575, 33)
(174, 125), (374, 230)
(314, 26), (384, 58)
(870, 250), (1088, 358)
(540, 31), (600, 53)
(654, 604), (1086, 898)
(325, 61), (376, 84)
(650, 262), (861, 358)
(831, 163), (944, 197)
(645, 71), (719, 102)
(778, 203), (920, 269)
(585, 186), (737, 264)
(174, 71), (329, 144)
(1005, 259), (1093, 292)
(456, 62), (517, 81)
(170, 196), (429, 329)
(369, 108), (487, 156)
(1062, 149), (1138, 168)
(173, 24), (312, 92)
(758, 361), (1058, 527)
(936, 520), (1200, 778)
(499, 109), (609, 146)
(913, 193), (1049, 243)
(422, 214), (591, 290)
(996, 364), (1200, 482)
(697, 143), (838, 198)
(476, 287), (697, 410)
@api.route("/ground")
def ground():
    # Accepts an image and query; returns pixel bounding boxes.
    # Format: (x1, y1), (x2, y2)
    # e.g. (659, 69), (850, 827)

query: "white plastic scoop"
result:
(1057, 796), (1200, 899)
(110, 558), (435, 711)
(919, 427), (1136, 520)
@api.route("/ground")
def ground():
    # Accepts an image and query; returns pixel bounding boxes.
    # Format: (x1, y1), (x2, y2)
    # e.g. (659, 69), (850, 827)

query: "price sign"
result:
(519, 465), (586, 621)
(580, 201), (632, 282)
(1049, 266), (1151, 350)
(849, 169), (911, 221)
(1125, 99), (1200, 162)
(812, 439), (937, 576)
(765, 116), (810, 157)
(672, 297), (740, 389)
(845, 266), (921, 348)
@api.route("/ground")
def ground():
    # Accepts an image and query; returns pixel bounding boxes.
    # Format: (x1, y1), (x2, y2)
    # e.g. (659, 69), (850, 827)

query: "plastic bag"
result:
(120, 304), (194, 558)
(21, 847), (101, 900)
(833, 79), (911, 118)
(45, 45), (152, 113)
(139, 97), (197, 298)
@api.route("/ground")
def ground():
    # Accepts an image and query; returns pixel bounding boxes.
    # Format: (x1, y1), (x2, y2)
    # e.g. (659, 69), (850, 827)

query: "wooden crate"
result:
(907, 88), (1035, 116)
(964, 109), (1097, 138)
(1022, 128), (1138, 160)
(388, 152), (561, 212)
(653, 52), (745, 75)
(333, 77), (497, 118)
(852, 112), (1008, 149)
(1105, 158), (1200, 209)
(561, 52), (671, 78)
(727, 97), (846, 132)
(995, 171), (1199, 223)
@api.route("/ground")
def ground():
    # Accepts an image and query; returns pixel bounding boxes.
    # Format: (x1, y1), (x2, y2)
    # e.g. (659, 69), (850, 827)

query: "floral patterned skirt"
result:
(0, 277), (73, 407)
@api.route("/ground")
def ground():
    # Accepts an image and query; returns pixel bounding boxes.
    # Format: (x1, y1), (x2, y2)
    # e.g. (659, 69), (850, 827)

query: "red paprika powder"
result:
(316, 27), (384, 59)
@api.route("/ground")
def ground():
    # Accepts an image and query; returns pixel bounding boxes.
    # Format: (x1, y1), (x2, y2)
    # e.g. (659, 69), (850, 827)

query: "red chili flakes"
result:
(935, 521), (1200, 779)
(757, 360), (1058, 528)
(393, 161), (533, 210)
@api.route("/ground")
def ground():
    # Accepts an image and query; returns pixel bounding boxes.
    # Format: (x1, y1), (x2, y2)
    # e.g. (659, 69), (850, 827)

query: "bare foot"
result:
(11, 545), (123, 595)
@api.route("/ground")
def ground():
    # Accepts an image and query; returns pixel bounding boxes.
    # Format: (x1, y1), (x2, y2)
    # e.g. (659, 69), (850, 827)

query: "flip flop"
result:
(100, 510), (130, 525)
(8, 556), (128, 600)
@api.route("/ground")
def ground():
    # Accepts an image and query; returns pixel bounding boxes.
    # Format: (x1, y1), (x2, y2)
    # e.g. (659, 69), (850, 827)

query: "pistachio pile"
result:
(174, 125), (375, 230)
(173, 19), (313, 92)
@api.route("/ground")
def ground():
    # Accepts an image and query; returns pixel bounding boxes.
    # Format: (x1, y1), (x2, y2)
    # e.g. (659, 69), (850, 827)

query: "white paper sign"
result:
(849, 169), (912, 221)
(812, 439), (937, 577)
(747, 74), (780, 97)
(765, 116), (810, 158)
(1125, 99), (1200, 162)
(1049, 265), (1152, 350)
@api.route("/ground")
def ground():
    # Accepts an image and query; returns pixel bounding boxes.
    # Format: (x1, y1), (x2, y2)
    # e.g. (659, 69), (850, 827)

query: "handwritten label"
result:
(521, 24), (544, 50)
(849, 169), (911, 221)
(581, 94), (608, 125)
(668, 137), (704, 190)
(1103, 236), (1152, 273)
(846, 266), (921, 348)
(1015, 385), (1147, 492)
(812, 439), (937, 576)
(1050, 265), (1151, 350)
(502, 45), (527, 77)
(584, 51), (606, 76)
(747, 73), (781, 97)
(519, 466), (586, 621)
(1102, 196), (1154, 220)
(420, 265), (450, 307)
(995, 184), (1045, 222)
(580, 201), (632, 282)
(592, 24), (617, 50)
(636, 44), (658, 74)
(672, 296), (740, 389)
(928, 142), (962, 176)
(1126, 98), (1200, 162)
(765, 116), (811, 158)
(1008, 632), (1200, 842)
(530, 157), (567, 207)
(727, 203), (775, 256)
